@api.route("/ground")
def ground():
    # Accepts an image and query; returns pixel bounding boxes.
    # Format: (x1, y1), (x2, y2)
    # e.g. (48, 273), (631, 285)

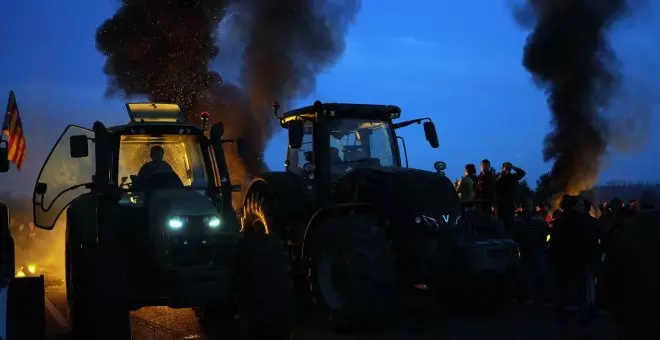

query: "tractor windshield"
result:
(329, 119), (396, 176)
(117, 134), (208, 204)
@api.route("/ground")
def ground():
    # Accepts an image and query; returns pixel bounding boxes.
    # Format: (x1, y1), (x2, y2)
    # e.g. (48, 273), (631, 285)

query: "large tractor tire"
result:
(234, 232), (294, 339)
(241, 191), (278, 235)
(307, 212), (399, 329)
(198, 233), (294, 340)
(66, 202), (130, 340)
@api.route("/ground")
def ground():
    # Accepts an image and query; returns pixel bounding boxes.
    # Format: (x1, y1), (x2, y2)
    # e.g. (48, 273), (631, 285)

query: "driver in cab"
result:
(134, 146), (177, 191)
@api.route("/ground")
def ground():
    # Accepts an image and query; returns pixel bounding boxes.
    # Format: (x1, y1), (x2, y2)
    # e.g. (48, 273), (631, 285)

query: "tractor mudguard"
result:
(67, 194), (99, 246)
(301, 202), (379, 260)
(242, 172), (310, 227)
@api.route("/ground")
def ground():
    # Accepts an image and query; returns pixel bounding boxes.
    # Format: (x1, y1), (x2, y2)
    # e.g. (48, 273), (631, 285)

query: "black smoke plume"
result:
(517, 0), (628, 197)
(96, 0), (360, 193)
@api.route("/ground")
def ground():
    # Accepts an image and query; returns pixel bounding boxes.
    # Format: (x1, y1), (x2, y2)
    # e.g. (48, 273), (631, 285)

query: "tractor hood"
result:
(334, 167), (461, 232)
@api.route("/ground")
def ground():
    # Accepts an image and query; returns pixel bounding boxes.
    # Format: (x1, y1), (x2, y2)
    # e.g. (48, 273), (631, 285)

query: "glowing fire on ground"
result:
(15, 263), (37, 277)
(12, 214), (67, 284)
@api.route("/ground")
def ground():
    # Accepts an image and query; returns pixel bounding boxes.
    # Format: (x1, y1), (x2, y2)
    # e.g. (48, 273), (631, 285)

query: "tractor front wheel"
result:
(307, 211), (399, 329)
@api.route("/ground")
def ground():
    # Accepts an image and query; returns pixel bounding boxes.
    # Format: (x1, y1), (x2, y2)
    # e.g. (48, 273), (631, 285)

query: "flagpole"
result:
(1, 90), (14, 145)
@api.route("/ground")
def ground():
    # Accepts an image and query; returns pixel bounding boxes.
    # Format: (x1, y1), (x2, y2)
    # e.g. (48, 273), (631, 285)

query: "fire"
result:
(27, 263), (37, 274)
(15, 267), (25, 277)
(15, 263), (37, 277)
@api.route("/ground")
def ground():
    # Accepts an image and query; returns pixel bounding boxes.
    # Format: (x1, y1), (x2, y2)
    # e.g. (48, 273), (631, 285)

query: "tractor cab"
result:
(274, 101), (439, 204)
(278, 101), (438, 173)
(32, 103), (234, 231)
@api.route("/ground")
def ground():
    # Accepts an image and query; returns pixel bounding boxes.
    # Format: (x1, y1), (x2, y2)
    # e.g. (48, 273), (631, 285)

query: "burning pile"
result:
(95, 0), (361, 198)
(516, 0), (633, 203)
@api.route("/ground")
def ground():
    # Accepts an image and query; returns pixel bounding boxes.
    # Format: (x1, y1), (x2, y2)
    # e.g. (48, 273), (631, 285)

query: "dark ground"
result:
(44, 285), (617, 340)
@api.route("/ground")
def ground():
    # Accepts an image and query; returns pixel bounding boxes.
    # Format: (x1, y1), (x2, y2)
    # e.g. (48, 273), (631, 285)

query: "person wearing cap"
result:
(495, 161), (526, 228)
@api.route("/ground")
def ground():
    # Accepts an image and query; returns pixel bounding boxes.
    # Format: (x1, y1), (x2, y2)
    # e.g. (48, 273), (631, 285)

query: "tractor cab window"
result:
(117, 134), (208, 204)
(329, 119), (395, 178)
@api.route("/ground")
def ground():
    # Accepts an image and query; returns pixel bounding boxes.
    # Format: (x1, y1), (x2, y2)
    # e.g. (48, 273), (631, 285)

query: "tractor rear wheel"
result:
(234, 232), (294, 339)
(307, 211), (399, 329)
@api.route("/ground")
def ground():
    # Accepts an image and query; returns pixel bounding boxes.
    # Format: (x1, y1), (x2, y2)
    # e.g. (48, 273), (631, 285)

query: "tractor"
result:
(1, 140), (46, 340)
(239, 100), (463, 327)
(31, 103), (294, 339)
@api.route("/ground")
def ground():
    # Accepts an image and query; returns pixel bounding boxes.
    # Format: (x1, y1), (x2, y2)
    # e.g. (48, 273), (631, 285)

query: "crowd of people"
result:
(451, 160), (660, 339)
(453, 159), (527, 225)
(518, 194), (660, 339)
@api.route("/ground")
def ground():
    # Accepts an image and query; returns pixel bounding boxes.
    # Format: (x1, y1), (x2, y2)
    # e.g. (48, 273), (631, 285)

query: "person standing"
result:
(476, 159), (496, 212)
(550, 195), (600, 336)
(495, 162), (526, 228)
(455, 164), (476, 203)
(513, 199), (552, 303)
(604, 193), (660, 339)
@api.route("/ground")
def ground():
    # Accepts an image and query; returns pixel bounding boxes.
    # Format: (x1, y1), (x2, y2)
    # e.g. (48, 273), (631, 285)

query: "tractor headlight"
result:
(167, 216), (187, 230)
(204, 216), (221, 229)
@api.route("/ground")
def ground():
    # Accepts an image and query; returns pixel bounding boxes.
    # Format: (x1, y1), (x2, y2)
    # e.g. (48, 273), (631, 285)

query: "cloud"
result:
(387, 36), (438, 49)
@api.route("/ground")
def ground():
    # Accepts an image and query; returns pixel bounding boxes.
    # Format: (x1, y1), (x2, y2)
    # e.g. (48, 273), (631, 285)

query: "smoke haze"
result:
(96, 0), (360, 195)
(516, 0), (632, 196)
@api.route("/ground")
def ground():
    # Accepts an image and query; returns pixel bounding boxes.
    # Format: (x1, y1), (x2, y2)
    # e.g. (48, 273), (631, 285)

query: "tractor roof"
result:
(108, 102), (205, 135)
(281, 103), (401, 125)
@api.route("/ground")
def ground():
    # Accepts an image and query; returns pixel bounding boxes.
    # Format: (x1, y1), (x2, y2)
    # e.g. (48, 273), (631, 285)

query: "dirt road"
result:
(44, 285), (617, 340)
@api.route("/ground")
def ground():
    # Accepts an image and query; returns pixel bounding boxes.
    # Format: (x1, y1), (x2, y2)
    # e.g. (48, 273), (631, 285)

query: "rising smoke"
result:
(96, 0), (360, 190)
(516, 0), (630, 196)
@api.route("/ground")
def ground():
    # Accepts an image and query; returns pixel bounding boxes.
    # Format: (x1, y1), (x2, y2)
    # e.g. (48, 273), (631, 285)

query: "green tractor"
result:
(239, 101), (462, 327)
(1, 140), (46, 340)
(31, 103), (294, 339)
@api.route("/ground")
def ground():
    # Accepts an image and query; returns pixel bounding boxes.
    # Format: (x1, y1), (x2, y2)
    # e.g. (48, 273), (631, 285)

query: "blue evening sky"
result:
(1, 0), (658, 196)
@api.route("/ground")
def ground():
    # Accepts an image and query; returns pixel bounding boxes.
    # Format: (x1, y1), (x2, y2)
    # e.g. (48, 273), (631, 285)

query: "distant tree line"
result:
(513, 172), (660, 207)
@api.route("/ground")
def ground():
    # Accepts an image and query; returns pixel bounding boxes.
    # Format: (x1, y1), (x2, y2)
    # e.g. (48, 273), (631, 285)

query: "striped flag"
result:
(1, 91), (27, 171)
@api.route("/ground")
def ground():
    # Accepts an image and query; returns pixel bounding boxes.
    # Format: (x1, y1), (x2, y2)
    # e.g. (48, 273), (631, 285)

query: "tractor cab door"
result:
(32, 125), (95, 230)
(286, 121), (315, 193)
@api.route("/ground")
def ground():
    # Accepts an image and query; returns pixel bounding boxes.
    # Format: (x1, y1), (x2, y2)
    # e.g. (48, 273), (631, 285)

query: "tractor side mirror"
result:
(434, 161), (446, 172)
(70, 135), (89, 158)
(35, 182), (47, 195)
(288, 120), (304, 149)
(423, 121), (439, 148)
(0, 141), (8, 172)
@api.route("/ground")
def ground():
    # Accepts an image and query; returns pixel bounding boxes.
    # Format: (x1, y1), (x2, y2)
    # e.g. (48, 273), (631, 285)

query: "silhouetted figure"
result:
(495, 162), (526, 228)
(476, 159), (496, 212)
(138, 146), (175, 180)
(604, 193), (660, 339)
(550, 195), (600, 335)
(513, 199), (551, 303)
